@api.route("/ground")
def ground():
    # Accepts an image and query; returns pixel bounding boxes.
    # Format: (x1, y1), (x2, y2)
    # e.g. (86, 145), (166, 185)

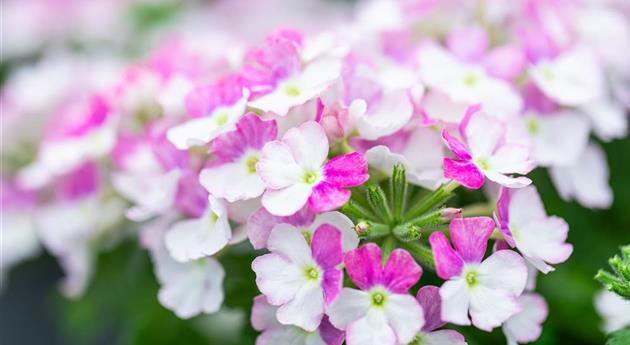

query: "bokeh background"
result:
(1, 1), (628, 344)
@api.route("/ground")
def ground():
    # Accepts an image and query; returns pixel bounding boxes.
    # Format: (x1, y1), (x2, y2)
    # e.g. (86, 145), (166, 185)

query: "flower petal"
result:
(276, 282), (325, 332)
(311, 224), (343, 269)
(429, 232), (464, 279)
(346, 309), (396, 345)
(310, 212), (358, 253)
(441, 130), (471, 161)
(382, 249), (422, 293)
(327, 288), (371, 329)
(267, 221), (313, 266)
(416, 285), (445, 332)
(439, 278), (471, 326)
(252, 254), (305, 305)
(344, 243), (383, 290)
(468, 285), (520, 332)
(323, 152), (369, 188)
(257, 141), (304, 189)
(449, 217), (495, 264)
(478, 250), (527, 296)
(308, 182), (351, 213)
(283, 121), (329, 171)
(262, 183), (313, 216)
(443, 158), (485, 189)
(503, 293), (548, 344)
(384, 294), (424, 344)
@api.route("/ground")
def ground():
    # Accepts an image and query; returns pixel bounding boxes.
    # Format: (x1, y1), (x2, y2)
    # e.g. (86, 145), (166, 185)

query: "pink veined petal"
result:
(323, 268), (343, 305)
(449, 217), (496, 264)
(323, 152), (369, 188)
(429, 232), (464, 279)
(311, 224), (344, 269)
(344, 243), (384, 290)
(382, 249), (423, 293)
(319, 316), (345, 345)
(441, 130), (472, 160)
(308, 182), (351, 213)
(416, 285), (446, 332)
(443, 158), (485, 189)
(211, 114), (277, 162)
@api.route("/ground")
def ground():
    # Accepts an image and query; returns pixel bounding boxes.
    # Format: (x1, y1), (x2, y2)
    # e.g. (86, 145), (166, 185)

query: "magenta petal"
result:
(174, 171), (209, 218)
(429, 232), (464, 280)
(450, 217), (495, 263)
(443, 158), (485, 189)
(322, 268), (343, 305)
(344, 243), (383, 290)
(319, 316), (345, 345)
(211, 113), (277, 162)
(312, 225), (343, 269)
(323, 152), (369, 187)
(308, 182), (351, 213)
(495, 188), (515, 246)
(442, 130), (472, 160)
(416, 285), (446, 332)
(382, 249), (422, 293)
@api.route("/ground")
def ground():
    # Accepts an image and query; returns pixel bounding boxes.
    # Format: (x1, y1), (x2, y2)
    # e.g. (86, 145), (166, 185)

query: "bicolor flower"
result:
(247, 206), (358, 252)
(496, 186), (573, 273)
(200, 114), (277, 202)
(251, 295), (344, 345)
(410, 285), (467, 345)
(502, 293), (548, 345)
(165, 194), (232, 263)
(429, 217), (528, 331)
(244, 29), (342, 116)
(252, 223), (344, 331)
(327, 244), (424, 345)
(442, 105), (534, 189)
(257, 121), (368, 216)
(167, 76), (250, 149)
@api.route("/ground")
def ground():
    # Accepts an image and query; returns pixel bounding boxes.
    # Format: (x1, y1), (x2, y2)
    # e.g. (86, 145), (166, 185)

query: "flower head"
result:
(442, 105), (534, 189)
(327, 243), (424, 345)
(257, 121), (368, 216)
(252, 223), (345, 331)
(429, 217), (527, 331)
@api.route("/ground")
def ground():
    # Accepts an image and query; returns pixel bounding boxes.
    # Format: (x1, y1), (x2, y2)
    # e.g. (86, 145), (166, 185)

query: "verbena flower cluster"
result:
(2, 0), (630, 344)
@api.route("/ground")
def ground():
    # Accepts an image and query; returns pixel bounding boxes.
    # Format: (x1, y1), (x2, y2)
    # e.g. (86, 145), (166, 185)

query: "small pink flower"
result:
(200, 114), (277, 202)
(257, 121), (368, 216)
(327, 244), (424, 345)
(429, 217), (528, 331)
(252, 224), (345, 331)
(442, 105), (534, 189)
(496, 186), (573, 273)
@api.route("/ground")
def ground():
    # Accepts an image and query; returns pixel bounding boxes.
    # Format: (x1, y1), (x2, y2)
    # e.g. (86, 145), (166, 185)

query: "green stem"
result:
(381, 236), (398, 264)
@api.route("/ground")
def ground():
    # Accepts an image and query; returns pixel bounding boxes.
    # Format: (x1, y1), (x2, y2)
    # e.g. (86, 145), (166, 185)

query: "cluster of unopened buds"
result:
(2, 0), (629, 344)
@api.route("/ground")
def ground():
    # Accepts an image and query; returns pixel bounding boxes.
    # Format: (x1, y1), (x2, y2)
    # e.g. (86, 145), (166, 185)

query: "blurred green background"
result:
(1, 136), (628, 345)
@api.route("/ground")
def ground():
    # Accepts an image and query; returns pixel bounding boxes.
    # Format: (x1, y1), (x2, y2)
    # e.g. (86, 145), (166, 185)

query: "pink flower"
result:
(429, 217), (528, 331)
(412, 286), (467, 345)
(496, 186), (573, 273)
(200, 114), (278, 202)
(257, 121), (368, 216)
(442, 105), (534, 189)
(251, 295), (344, 345)
(327, 244), (424, 345)
(252, 224), (345, 331)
